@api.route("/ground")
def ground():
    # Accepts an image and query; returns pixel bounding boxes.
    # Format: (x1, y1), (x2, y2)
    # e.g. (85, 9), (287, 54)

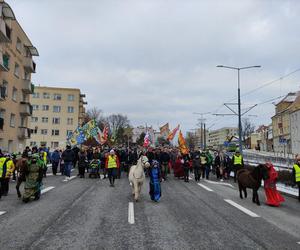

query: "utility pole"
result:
(193, 112), (210, 149)
(216, 65), (261, 154)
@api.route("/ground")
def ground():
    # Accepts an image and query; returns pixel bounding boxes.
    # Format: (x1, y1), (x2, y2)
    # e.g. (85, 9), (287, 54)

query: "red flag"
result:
(167, 125), (180, 141)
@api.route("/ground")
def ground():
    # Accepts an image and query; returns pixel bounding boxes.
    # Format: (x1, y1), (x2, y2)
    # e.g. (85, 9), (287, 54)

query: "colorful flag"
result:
(167, 124), (180, 141)
(178, 130), (189, 155)
(143, 131), (151, 148)
(95, 125), (109, 145)
(160, 123), (170, 136)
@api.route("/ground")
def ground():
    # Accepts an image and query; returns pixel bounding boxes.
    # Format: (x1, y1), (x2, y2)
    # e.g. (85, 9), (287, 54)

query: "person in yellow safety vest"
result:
(40, 150), (48, 178)
(0, 154), (15, 198)
(292, 155), (300, 202)
(231, 149), (244, 183)
(105, 150), (120, 187)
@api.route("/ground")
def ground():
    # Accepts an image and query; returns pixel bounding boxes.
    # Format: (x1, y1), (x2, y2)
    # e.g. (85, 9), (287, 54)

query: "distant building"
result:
(289, 93), (300, 155)
(272, 92), (299, 154)
(27, 86), (87, 149)
(0, 2), (39, 152)
(257, 125), (273, 152)
(207, 127), (238, 149)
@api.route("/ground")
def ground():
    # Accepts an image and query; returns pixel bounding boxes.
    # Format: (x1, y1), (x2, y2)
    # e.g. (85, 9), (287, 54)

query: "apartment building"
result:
(289, 93), (300, 155)
(0, 2), (39, 153)
(27, 86), (87, 150)
(272, 92), (299, 154)
(207, 127), (238, 149)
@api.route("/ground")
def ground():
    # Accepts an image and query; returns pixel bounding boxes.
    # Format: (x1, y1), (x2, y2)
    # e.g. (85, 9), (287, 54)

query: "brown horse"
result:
(15, 158), (27, 198)
(237, 164), (269, 206)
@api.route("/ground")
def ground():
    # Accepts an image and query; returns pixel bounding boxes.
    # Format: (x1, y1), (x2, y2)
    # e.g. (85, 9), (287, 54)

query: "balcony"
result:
(22, 79), (34, 94)
(80, 94), (86, 98)
(0, 18), (11, 43)
(24, 57), (36, 73)
(20, 102), (33, 116)
(18, 127), (31, 140)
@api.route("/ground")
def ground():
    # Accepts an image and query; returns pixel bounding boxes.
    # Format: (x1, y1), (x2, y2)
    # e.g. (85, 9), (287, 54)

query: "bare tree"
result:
(186, 132), (197, 151)
(107, 114), (130, 134)
(242, 118), (256, 142)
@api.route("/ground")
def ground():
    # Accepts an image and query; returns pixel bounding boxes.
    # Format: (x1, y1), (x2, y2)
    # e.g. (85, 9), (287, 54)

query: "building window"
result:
(32, 92), (40, 98)
(42, 117), (48, 123)
(53, 93), (62, 100)
(67, 130), (73, 137)
(10, 113), (15, 127)
(53, 106), (61, 113)
(2, 80), (8, 97)
(30, 141), (36, 147)
(52, 117), (60, 124)
(12, 88), (17, 102)
(14, 63), (20, 78)
(40, 141), (47, 147)
(67, 118), (73, 125)
(67, 106), (74, 113)
(2, 54), (9, 70)
(0, 109), (5, 130)
(68, 94), (75, 101)
(20, 117), (26, 127)
(51, 142), (59, 148)
(41, 129), (48, 135)
(42, 105), (49, 111)
(43, 92), (50, 99)
(16, 37), (22, 53)
(31, 117), (38, 122)
(32, 105), (39, 111)
(52, 129), (59, 136)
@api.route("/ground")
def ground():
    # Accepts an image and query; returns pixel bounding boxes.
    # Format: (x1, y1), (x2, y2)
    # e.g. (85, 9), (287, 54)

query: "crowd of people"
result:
(0, 145), (299, 204)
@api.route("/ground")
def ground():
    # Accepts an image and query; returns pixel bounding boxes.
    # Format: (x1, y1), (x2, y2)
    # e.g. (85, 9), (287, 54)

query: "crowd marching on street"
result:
(0, 144), (299, 204)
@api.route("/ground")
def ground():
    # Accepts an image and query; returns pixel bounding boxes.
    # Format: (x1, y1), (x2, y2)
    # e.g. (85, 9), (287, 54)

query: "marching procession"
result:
(1, 143), (299, 205)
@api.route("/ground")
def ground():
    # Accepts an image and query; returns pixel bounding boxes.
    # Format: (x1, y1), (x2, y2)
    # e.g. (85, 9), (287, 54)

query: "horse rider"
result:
(23, 153), (44, 203)
(292, 154), (300, 202)
(231, 149), (244, 183)
(0, 153), (15, 198)
(105, 150), (120, 187)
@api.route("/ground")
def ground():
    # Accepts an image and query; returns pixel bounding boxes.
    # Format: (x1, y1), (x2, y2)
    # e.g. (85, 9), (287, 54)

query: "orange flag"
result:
(178, 130), (189, 155)
(167, 124), (180, 141)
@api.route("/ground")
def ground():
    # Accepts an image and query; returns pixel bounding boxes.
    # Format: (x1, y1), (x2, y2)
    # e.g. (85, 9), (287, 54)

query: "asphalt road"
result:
(0, 169), (299, 250)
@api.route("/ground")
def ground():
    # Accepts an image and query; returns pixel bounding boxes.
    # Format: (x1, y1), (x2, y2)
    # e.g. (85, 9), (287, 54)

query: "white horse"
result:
(128, 155), (150, 202)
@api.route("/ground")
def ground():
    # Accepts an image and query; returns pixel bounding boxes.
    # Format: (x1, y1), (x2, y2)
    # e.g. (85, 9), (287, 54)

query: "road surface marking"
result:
(128, 202), (135, 224)
(204, 180), (234, 188)
(197, 183), (214, 192)
(41, 186), (55, 194)
(0, 211), (6, 216)
(189, 177), (193, 180)
(224, 199), (260, 218)
(297, 242), (300, 245)
(63, 176), (77, 182)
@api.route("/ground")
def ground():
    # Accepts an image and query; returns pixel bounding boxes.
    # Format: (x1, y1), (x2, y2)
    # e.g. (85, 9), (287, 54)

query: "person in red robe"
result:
(173, 154), (184, 179)
(264, 162), (285, 207)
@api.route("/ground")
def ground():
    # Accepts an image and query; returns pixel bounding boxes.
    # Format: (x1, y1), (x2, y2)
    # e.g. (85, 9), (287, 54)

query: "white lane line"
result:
(62, 176), (77, 182)
(297, 242), (300, 245)
(204, 180), (234, 188)
(0, 211), (7, 216)
(128, 202), (135, 224)
(41, 186), (55, 194)
(197, 183), (214, 192)
(224, 199), (260, 218)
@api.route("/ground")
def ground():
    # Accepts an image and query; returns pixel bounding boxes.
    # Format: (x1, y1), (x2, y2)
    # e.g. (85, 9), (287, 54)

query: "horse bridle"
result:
(141, 158), (149, 166)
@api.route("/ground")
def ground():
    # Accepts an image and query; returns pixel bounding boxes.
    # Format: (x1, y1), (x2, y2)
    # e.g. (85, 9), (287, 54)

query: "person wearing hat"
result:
(105, 149), (120, 187)
(22, 153), (44, 203)
(231, 149), (244, 183)
(0, 153), (15, 197)
(292, 154), (300, 202)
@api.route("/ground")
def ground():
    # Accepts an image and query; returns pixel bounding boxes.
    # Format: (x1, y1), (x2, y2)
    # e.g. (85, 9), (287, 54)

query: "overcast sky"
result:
(9, 0), (300, 133)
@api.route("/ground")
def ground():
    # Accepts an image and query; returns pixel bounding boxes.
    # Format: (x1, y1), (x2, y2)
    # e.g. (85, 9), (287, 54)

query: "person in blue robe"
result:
(149, 160), (161, 202)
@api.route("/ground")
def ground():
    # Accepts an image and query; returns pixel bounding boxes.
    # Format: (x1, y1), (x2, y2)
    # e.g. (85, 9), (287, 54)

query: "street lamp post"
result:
(216, 65), (261, 154)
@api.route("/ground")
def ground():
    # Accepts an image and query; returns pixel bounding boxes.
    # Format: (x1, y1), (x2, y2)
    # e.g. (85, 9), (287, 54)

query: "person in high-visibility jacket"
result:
(231, 150), (244, 183)
(0, 154), (15, 197)
(292, 155), (300, 202)
(105, 150), (120, 187)
(40, 150), (48, 178)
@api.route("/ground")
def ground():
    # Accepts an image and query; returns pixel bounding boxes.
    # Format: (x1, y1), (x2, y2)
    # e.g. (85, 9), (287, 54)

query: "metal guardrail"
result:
(243, 152), (294, 171)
